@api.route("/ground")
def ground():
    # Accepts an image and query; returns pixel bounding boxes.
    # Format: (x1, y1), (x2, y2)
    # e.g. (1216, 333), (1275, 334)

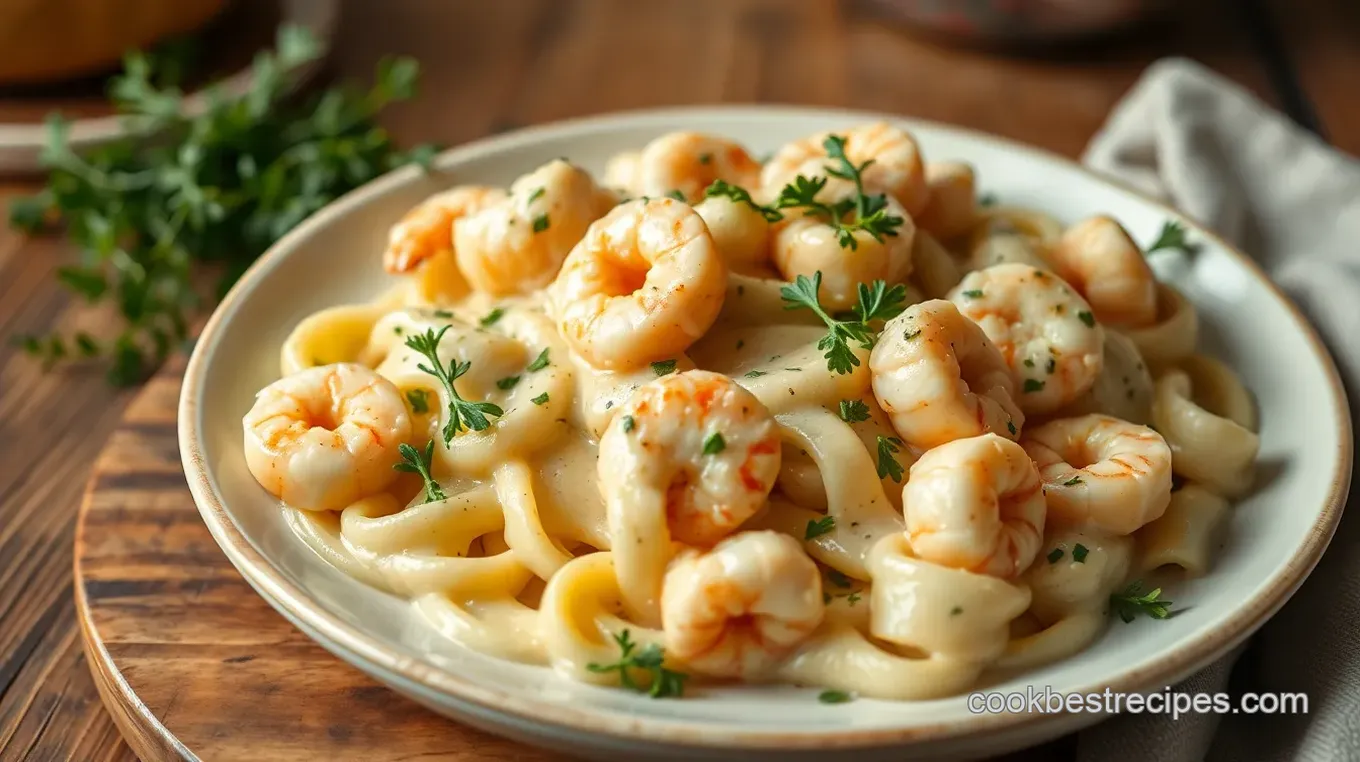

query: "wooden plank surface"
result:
(0, 0), (1353, 759)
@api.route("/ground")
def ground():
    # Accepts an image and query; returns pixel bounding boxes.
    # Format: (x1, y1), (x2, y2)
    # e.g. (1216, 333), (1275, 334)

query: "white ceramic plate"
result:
(180, 106), (1351, 761)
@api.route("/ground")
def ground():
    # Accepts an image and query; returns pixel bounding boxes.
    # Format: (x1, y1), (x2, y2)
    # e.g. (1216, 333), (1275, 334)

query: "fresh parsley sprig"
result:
(10, 24), (438, 385)
(772, 135), (905, 250)
(393, 440), (447, 504)
(876, 435), (905, 482)
(1110, 581), (1174, 622)
(702, 179), (783, 222)
(586, 629), (687, 699)
(1146, 220), (1199, 255)
(780, 273), (907, 374)
(404, 326), (504, 444)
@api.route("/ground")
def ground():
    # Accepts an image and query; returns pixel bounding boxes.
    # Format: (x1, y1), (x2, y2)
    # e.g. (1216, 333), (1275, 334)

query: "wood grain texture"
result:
(1, 0), (1355, 759)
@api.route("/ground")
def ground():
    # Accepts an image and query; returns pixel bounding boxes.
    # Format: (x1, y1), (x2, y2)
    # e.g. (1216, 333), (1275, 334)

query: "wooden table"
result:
(1, 0), (1355, 758)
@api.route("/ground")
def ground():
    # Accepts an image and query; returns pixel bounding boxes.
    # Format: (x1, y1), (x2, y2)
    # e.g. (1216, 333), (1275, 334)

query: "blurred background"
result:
(0, 0), (1354, 759)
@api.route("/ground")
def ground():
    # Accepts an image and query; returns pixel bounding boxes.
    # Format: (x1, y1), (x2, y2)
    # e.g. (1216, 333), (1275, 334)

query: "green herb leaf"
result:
(1078, 310), (1096, 328)
(1110, 581), (1173, 623)
(621, 414), (636, 433)
(702, 179), (783, 222)
(702, 432), (726, 455)
(818, 690), (853, 704)
(780, 272), (896, 375)
(1024, 378), (1046, 393)
(743, 369), (767, 378)
(961, 289), (984, 299)
(393, 440), (446, 504)
(1146, 220), (1199, 255)
(1063, 475), (1083, 486)
(480, 308), (505, 327)
(16, 24), (428, 384)
(1073, 544), (1089, 563)
(1047, 548), (1064, 564)
(405, 388), (430, 413)
(805, 515), (836, 540)
(770, 135), (905, 250)
(532, 213), (550, 233)
(405, 326), (504, 443)
(586, 629), (688, 698)
(531, 392), (550, 405)
(876, 435), (905, 483)
(651, 359), (678, 376)
(838, 399), (871, 423)
(526, 348), (550, 372)
(496, 376), (521, 391)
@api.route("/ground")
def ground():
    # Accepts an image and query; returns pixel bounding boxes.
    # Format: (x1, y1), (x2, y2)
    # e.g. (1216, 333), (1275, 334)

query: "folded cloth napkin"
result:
(1076, 58), (1360, 762)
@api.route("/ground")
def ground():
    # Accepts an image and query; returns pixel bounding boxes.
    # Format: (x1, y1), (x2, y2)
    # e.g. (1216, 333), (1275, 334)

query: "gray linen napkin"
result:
(1076, 58), (1360, 762)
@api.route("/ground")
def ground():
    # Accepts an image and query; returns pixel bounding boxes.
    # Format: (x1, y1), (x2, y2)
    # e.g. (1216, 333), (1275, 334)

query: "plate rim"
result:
(177, 104), (1353, 751)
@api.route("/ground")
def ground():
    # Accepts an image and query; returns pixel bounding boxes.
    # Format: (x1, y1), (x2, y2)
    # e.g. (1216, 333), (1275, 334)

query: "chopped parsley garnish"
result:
(1047, 548), (1064, 564)
(780, 273), (906, 374)
(961, 289), (984, 299)
(496, 376), (521, 391)
(1023, 378), (1046, 393)
(665, 189), (687, 202)
(702, 179), (783, 222)
(838, 399), (871, 423)
(773, 135), (905, 249)
(805, 516), (836, 540)
(405, 388), (430, 414)
(532, 213), (550, 233)
(818, 690), (853, 704)
(876, 435), (905, 482)
(904, 328), (921, 341)
(702, 432), (726, 455)
(1078, 310), (1096, 328)
(1073, 544), (1089, 563)
(621, 415), (636, 433)
(526, 348), (550, 372)
(651, 359), (678, 376)
(1110, 581), (1173, 623)
(586, 630), (687, 698)
(1146, 220), (1198, 255)
(1063, 475), (1083, 486)
(1007, 419), (1017, 436)
(394, 440), (446, 504)
(479, 308), (505, 327)
(526, 187), (545, 203)
(531, 392), (550, 405)
(433, 309), (454, 318)
(743, 369), (768, 378)
(405, 326), (504, 444)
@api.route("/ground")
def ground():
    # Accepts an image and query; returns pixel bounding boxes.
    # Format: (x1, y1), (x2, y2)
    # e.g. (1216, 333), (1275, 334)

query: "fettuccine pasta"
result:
(240, 123), (1260, 701)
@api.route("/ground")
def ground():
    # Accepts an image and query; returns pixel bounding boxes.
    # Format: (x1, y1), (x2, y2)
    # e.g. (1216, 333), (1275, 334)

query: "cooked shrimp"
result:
(382, 186), (506, 274)
(243, 363), (412, 511)
(949, 263), (1104, 416)
(1021, 414), (1173, 535)
(661, 530), (824, 679)
(635, 132), (762, 202)
(454, 160), (614, 296)
(600, 370), (781, 546)
(693, 195), (773, 276)
(603, 150), (642, 195)
(869, 299), (1024, 451)
(915, 161), (976, 241)
(550, 198), (727, 370)
(770, 192), (916, 311)
(902, 433), (1046, 578)
(761, 122), (929, 216)
(600, 371), (782, 623)
(1049, 216), (1158, 327)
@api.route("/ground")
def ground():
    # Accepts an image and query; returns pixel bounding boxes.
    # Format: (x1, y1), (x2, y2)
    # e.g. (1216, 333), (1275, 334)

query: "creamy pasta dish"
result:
(241, 123), (1261, 701)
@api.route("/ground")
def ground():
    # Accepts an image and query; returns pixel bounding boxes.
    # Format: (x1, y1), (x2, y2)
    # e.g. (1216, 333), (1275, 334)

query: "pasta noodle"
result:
(238, 124), (1260, 701)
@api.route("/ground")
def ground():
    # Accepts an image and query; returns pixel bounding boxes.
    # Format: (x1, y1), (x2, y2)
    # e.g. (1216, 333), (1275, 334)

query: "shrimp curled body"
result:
(551, 198), (727, 370)
(635, 131), (762, 202)
(761, 122), (929, 216)
(243, 363), (412, 511)
(1021, 414), (1172, 535)
(599, 370), (782, 623)
(662, 530), (825, 679)
(382, 186), (506, 275)
(949, 263), (1105, 416)
(1049, 216), (1158, 327)
(870, 299), (1024, 451)
(903, 433), (1046, 578)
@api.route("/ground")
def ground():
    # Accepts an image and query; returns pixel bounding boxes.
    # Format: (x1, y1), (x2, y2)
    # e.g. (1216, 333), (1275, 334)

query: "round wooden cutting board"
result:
(74, 357), (1072, 761)
(73, 356), (562, 761)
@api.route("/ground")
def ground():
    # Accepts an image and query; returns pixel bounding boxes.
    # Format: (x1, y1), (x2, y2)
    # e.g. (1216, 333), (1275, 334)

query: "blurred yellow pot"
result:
(0, 0), (227, 85)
